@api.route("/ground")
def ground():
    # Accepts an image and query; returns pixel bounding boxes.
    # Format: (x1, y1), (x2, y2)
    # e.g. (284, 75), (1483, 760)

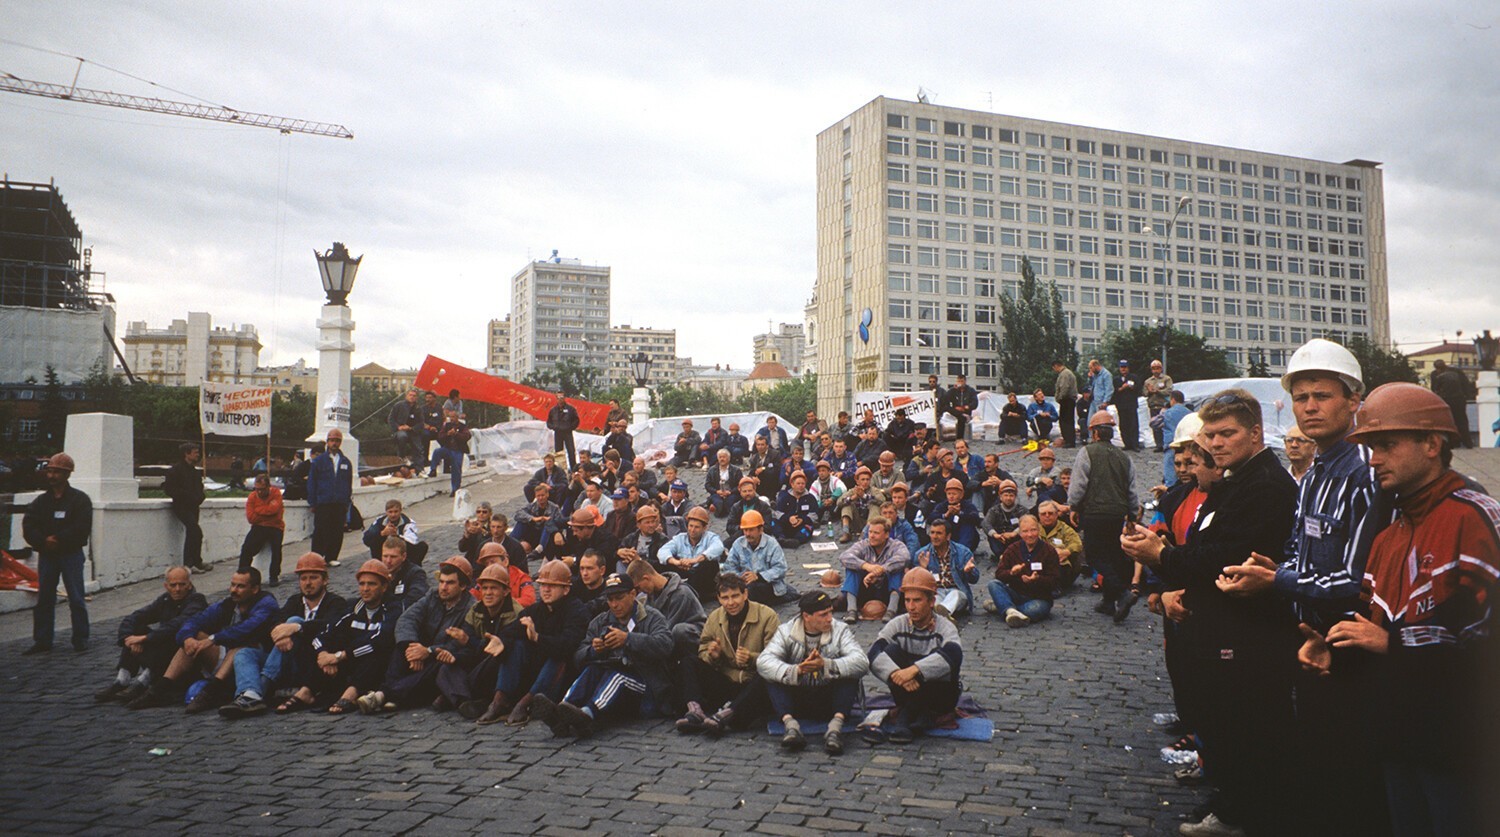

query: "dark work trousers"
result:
(436, 652), (503, 706)
(238, 525), (285, 580)
(1080, 515), (1133, 608)
(765, 678), (859, 721)
(1192, 652), (1300, 835)
(879, 645), (960, 720)
(1149, 406), (1166, 451)
(1057, 397), (1077, 447)
(118, 634), (178, 679)
(1117, 400), (1141, 451)
(311, 503), (347, 564)
(1292, 665), (1392, 837)
(746, 579), (777, 606)
(554, 430), (577, 471)
(383, 648), (446, 707)
(173, 504), (205, 568)
(679, 656), (768, 725)
(300, 644), (387, 698)
(680, 560), (721, 602)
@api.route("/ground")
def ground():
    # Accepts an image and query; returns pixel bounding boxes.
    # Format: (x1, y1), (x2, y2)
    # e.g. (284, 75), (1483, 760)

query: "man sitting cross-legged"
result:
(837, 517), (911, 624)
(96, 567), (206, 705)
(359, 556), (475, 713)
(657, 507), (726, 602)
(913, 518), (979, 617)
(675, 573), (780, 737)
(276, 559), (399, 715)
(473, 559), (591, 726)
(442, 562), (524, 720)
(756, 590), (869, 756)
(626, 560), (706, 657)
(532, 572), (674, 739)
(986, 514), (1061, 627)
(864, 567), (964, 744)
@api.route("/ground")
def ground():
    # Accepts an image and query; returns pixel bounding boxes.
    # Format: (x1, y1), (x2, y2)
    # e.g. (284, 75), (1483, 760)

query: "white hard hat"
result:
(1281, 338), (1363, 395)
(1169, 413), (1204, 450)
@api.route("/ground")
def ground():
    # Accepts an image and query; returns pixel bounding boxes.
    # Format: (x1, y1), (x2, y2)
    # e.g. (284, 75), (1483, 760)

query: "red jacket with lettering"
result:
(1361, 469), (1500, 766)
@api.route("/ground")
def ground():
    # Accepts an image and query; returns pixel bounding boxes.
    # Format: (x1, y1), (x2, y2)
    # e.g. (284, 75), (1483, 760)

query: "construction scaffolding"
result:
(0, 177), (105, 311)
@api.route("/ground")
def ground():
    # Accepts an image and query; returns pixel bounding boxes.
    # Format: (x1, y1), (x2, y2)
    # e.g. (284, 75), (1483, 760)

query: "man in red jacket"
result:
(238, 474), (285, 586)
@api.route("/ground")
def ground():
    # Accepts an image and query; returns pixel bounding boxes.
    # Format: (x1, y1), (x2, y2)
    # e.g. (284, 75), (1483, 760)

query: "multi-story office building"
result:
(509, 255), (611, 379)
(813, 96), (1389, 415)
(122, 312), (261, 387)
(607, 324), (677, 386)
(487, 315), (512, 377)
(752, 322), (806, 373)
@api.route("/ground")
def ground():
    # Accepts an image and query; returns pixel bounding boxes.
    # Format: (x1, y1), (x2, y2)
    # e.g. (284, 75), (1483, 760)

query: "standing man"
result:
(388, 389), (424, 466)
(926, 374), (946, 435)
(546, 392), (581, 471)
(419, 391), (444, 476)
(1112, 359), (1143, 452)
(1143, 360), (1175, 452)
(1428, 359), (1474, 448)
(434, 409), (472, 496)
(945, 374), (978, 441)
(1085, 359), (1113, 424)
(238, 474), (285, 586)
(308, 428), (354, 567)
(1068, 411), (1140, 620)
(165, 442), (208, 573)
(1052, 360), (1079, 448)
(23, 453), (92, 654)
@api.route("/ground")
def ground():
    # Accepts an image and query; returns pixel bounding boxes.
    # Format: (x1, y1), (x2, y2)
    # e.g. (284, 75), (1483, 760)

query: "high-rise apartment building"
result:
(509, 255), (611, 379)
(607, 325), (677, 386)
(813, 96), (1389, 415)
(487, 315), (512, 376)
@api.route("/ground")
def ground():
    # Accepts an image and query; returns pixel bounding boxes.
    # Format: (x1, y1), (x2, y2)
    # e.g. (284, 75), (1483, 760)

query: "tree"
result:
(1246, 350), (1274, 378)
(1347, 335), (1419, 391)
(521, 359), (601, 400)
(999, 256), (1078, 394)
(1100, 325), (1238, 383)
(651, 382), (736, 418)
(738, 374), (817, 420)
(39, 366), (67, 448)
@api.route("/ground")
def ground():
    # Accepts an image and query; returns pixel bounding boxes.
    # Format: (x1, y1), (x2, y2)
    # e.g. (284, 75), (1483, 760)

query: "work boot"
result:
(1114, 589), (1141, 623)
(556, 701), (594, 738)
(116, 682), (148, 704)
(95, 682), (128, 703)
(126, 680), (179, 710)
(504, 693), (535, 726)
(531, 694), (571, 737)
(475, 692), (516, 726)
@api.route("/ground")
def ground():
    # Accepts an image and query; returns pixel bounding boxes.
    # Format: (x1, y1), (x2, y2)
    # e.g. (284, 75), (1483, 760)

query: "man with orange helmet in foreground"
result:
(22, 452), (92, 655)
(1297, 382), (1500, 836)
(864, 567), (964, 746)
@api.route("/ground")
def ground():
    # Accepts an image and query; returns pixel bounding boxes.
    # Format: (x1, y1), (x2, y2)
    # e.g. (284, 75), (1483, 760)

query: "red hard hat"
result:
(1089, 410), (1116, 429)
(44, 453), (75, 473)
(477, 563), (509, 586)
(900, 566), (939, 595)
(1347, 382), (1458, 443)
(356, 559), (392, 582)
(439, 555), (474, 582)
(294, 553), (328, 575)
(535, 559), (573, 588)
(859, 600), (887, 621)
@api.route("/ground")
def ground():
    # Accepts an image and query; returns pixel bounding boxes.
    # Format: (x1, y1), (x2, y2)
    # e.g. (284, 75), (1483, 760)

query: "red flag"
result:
(414, 356), (613, 434)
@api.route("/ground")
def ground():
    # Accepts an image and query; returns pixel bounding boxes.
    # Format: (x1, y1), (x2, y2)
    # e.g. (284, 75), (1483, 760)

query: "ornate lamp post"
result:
(308, 242), (363, 472)
(629, 350), (652, 425)
(1474, 329), (1499, 447)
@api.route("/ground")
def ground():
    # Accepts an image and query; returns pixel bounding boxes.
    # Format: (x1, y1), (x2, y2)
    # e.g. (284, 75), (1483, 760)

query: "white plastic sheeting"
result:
(1174, 378), (1295, 450)
(470, 411), (793, 474)
(0, 304), (114, 383)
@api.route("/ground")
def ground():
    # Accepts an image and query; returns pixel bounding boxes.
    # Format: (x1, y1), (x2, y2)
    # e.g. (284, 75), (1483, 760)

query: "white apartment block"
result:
(122, 311), (261, 387)
(607, 324), (677, 386)
(813, 96), (1389, 415)
(487, 315), (512, 377)
(509, 256), (611, 379)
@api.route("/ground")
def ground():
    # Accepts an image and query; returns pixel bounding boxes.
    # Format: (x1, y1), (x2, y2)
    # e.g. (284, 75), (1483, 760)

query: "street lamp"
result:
(629, 350), (652, 425)
(1144, 196), (1191, 374)
(307, 241), (363, 474)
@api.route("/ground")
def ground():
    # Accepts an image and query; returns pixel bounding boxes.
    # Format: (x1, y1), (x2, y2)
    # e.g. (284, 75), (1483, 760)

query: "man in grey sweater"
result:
(626, 560), (705, 656)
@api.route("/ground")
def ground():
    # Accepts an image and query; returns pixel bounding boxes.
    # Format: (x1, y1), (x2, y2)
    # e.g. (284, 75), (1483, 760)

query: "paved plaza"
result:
(1, 442), (1219, 835)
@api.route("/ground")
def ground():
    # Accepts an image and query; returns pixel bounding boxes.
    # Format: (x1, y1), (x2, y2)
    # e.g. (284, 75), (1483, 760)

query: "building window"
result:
(916, 139), (938, 159)
(888, 244), (910, 264)
(917, 219), (938, 239)
(890, 355), (913, 374)
(946, 303), (968, 323)
(946, 275), (969, 295)
(888, 271), (911, 292)
(944, 121), (965, 137)
(918, 301), (940, 321)
(918, 193), (939, 212)
(944, 143), (965, 162)
(888, 189), (910, 210)
(890, 327), (911, 347)
(887, 135), (909, 155)
(917, 246), (940, 267)
(946, 330), (969, 350)
(887, 113), (908, 129)
(889, 216), (910, 237)
(917, 165), (938, 185)
(889, 299), (911, 319)
(945, 169), (968, 189)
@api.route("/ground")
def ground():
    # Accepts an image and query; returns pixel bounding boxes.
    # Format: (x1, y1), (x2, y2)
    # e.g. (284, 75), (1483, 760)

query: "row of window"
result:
(883, 186), (1366, 224)
(883, 297), (1365, 328)
(887, 270), (1368, 303)
(887, 217), (1367, 256)
(883, 114), (1362, 190)
(887, 244), (1369, 283)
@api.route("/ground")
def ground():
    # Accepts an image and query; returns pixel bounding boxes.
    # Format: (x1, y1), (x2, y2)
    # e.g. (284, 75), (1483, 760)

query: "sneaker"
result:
(1151, 712), (1181, 726)
(982, 598), (998, 614)
(95, 682), (128, 703)
(219, 693), (266, 719)
(1161, 747), (1200, 766)
(356, 690), (386, 715)
(189, 564), (211, 575)
(843, 611), (859, 625)
(1178, 813), (1245, 837)
(328, 559), (341, 568)
(1174, 764), (1205, 785)
(780, 724), (806, 752)
(1005, 608), (1030, 628)
(823, 729), (844, 756)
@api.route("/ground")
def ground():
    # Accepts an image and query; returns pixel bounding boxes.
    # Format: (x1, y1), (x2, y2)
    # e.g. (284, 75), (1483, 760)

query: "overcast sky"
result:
(4, 2), (1498, 375)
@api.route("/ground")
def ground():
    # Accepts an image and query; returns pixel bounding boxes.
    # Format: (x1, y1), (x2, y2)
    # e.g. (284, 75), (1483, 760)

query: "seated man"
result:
(913, 518), (979, 617)
(723, 422), (750, 465)
(884, 408), (917, 463)
(921, 450), (969, 508)
(724, 510), (792, 605)
(475, 559), (591, 726)
(867, 500), (921, 558)
(835, 467), (886, 544)
(853, 425), (889, 471)
(381, 536), (431, 610)
(512, 482), (562, 561)
(865, 567), (964, 744)
(1036, 501), (1083, 590)
(928, 478), (982, 552)
(775, 471), (820, 546)
(838, 517), (911, 623)
(223, 553), (347, 718)
(363, 499), (426, 565)
(276, 559), (398, 715)
(533, 573), (674, 739)
(795, 410), (822, 452)
(524, 453), (569, 503)
(476, 542), (536, 606)
(483, 513), (528, 573)
(826, 439), (857, 485)
(705, 449), (744, 518)
(975, 454), (1017, 513)
(778, 444), (816, 491)
(697, 417), (728, 467)
(626, 560), (706, 656)
(602, 420), (635, 467)
(756, 416), (789, 456)
(570, 478), (609, 522)
(602, 488), (638, 543)
(725, 477), (775, 543)
(361, 556), (475, 713)
(1026, 390), (1058, 440)
(571, 549), (610, 616)
(615, 504), (670, 575)
(627, 457), (657, 499)
(546, 508), (619, 572)
(756, 590), (869, 755)
(998, 392), (1029, 441)
(657, 507), (725, 601)
(982, 480), (1024, 558)
(953, 439), (984, 484)
(458, 515), (487, 562)
(1023, 449), (1061, 506)
(443, 562), (525, 719)
(745, 436), (781, 497)
(672, 420), (702, 468)
(870, 451), (902, 495)
(388, 389), (424, 465)
(810, 461), (846, 525)
(125, 568), (279, 713)
(987, 514), (1061, 626)
(891, 482), (928, 548)
(659, 479), (694, 533)
(96, 567), (206, 704)
(1035, 467), (1071, 512)
(238, 474), (286, 586)
(675, 573), (780, 736)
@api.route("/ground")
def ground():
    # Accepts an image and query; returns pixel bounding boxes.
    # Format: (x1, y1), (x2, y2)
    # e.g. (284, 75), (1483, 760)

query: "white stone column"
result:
(1477, 369), (1499, 448)
(306, 303), (360, 473)
(631, 386), (650, 426)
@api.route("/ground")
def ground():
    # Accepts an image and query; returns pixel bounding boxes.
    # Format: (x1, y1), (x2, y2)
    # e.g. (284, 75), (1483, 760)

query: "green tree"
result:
(1246, 350), (1274, 378)
(651, 382), (736, 418)
(522, 359), (601, 399)
(1347, 335), (1419, 390)
(738, 374), (817, 420)
(1100, 325), (1238, 383)
(999, 256), (1078, 394)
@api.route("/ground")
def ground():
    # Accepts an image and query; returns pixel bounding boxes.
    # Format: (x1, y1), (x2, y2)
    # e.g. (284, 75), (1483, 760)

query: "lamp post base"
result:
(1477, 370), (1499, 448)
(631, 387), (650, 426)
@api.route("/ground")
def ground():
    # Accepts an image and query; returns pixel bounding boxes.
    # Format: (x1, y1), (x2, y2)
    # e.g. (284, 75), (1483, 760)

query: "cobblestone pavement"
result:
(1, 442), (1212, 835)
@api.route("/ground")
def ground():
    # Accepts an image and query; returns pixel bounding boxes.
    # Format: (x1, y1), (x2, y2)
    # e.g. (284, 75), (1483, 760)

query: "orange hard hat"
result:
(294, 552), (328, 575)
(900, 566), (939, 595)
(439, 555), (474, 582)
(44, 453), (75, 473)
(685, 506), (711, 525)
(739, 509), (765, 529)
(356, 559), (392, 582)
(477, 563), (509, 586)
(859, 600), (888, 620)
(944, 478), (965, 492)
(819, 569), (842, 587)
(1088, 410), (1116, 429)
(535, 559), (573, 588)
(477, 542), (507, 565)
(1347, 382), (1459, 443)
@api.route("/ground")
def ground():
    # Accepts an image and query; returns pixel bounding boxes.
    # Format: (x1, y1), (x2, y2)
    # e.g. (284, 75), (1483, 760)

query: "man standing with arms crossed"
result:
(1052, 360), (1078, 448)
(546, 392), (581, 471)
(165, 443), (209, 573)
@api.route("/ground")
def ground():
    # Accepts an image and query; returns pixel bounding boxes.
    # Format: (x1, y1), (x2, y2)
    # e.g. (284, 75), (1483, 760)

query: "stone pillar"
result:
(631, 386), (650, 426)
(1478, 369), (1499, 449)
(66, 412), (139, 502)
(306, 303), (360, 473)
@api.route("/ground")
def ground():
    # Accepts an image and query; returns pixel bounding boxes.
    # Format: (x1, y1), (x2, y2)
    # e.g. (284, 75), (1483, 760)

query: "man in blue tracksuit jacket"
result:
(308, 428), (355, 566)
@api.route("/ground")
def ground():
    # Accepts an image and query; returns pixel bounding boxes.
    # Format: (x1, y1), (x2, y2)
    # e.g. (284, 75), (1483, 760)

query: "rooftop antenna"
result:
(916, 86), (931, 104)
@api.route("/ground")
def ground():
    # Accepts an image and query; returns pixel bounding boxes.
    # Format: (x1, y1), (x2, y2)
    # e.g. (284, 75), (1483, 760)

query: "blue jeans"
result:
(433, 448), (464, 492)
(34, 550), (88, 647)
(495, 642), (570, 700)
(233, 616), (301, 696)
(765, 678), (859, 720)
(987, 579), (1053, 621)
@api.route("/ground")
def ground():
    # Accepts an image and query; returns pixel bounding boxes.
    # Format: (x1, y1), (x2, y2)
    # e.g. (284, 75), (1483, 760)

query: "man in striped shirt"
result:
(864, 567), (963, 745)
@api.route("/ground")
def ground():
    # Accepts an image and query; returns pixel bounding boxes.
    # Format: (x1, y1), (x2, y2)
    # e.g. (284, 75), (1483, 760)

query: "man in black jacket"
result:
(705, 449), (744, 518)
(165, 443), (208, 573)
(944, 375), (978, 441)
(1111, 359), (1143, 452)
(419, 391), (445, 474)
(1122, 388), (1300, 836)
(546, 394), (581, 470)
(95, 567), (207, 703)
(476, 559), (591, 725)
(388, 389), (424, 466)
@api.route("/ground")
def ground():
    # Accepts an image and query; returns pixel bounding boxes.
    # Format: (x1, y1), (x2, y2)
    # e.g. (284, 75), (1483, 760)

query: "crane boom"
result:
(1, 72), (353, 139)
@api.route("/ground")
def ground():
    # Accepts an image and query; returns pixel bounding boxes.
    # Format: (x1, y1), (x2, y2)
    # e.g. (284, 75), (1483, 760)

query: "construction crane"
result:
(1, 71), (353, 138)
